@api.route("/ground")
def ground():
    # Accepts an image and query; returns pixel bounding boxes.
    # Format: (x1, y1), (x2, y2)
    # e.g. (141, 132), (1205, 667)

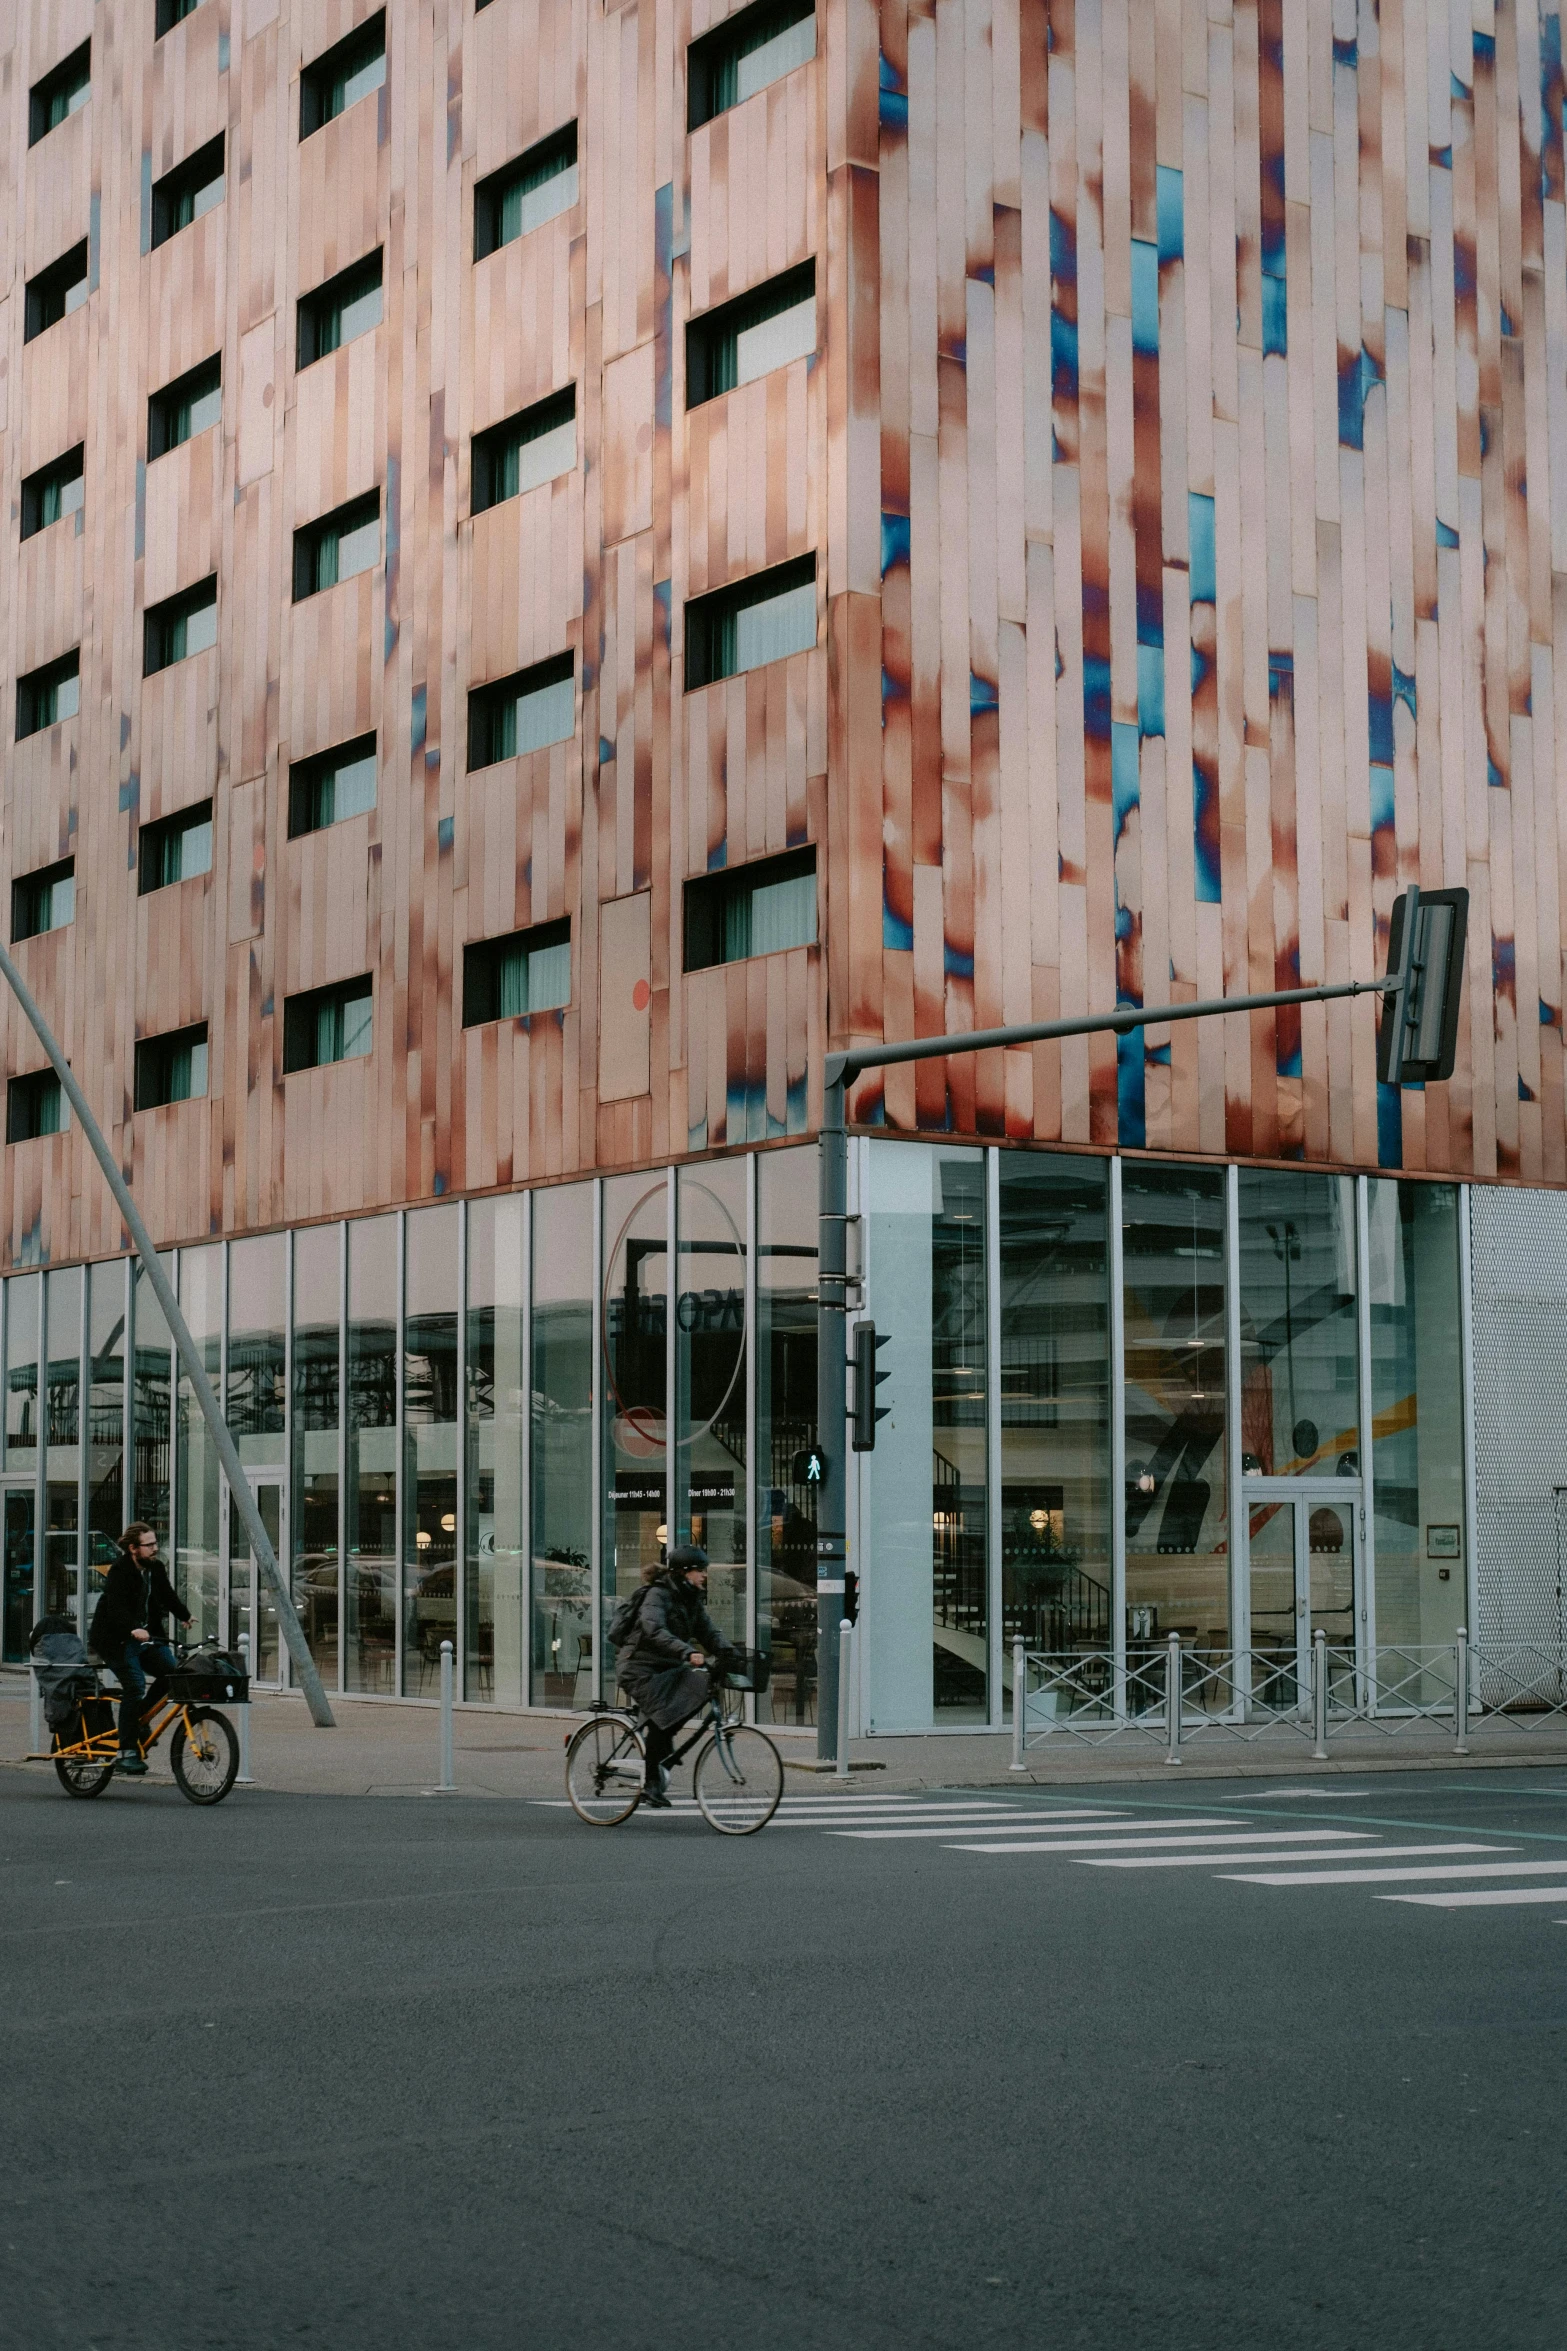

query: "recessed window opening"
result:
(689, 0), (815, 129)
(289, 736), (378, 838)
(150, 135), (226, 249)
(683, 846), (817, 971)
(29, 43), (91, 144)
(283, 978), (374, 1073)
(474, 124), (578, 258)
(16, 651), (81, 740)
(20, 447), (85, 540)
(297, 252), (383, 367)
(139, 801), (214, 894)
(687, 262), (815, 406)
(145, 579), (218, 675)
(467, 654), (575, 769)
(462, 919), (572, 1025)
(24, 242), (89, 341)
(134, 1025), (209, 1110)
(155, 0), (203, 32)
(149, 357), (222, 458)
(684, 555), (816, 689)
(12, 859), (76, 944)
(472, 388), (576, 514)
(7, 1071), (69, 1143)
(294, 493), (381, 600)
(300, 11), (386, 136)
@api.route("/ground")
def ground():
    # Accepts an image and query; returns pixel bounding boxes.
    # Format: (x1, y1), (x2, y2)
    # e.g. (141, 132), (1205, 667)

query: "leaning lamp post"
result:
(813, 885), (1468, 1763)
(0, 940), (335, 1728)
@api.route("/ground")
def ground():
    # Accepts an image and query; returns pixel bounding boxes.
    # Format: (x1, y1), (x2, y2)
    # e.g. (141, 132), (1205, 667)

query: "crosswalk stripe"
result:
(1383, 1885), (1567, 1909)
(1224, 1855), (1567, 1886)
(1089, 1842), (1503, 1872)
(842, 1821), (1373, 1847)
(842, 1811), (1236, 1842)
(944, 1826), (1381, 1856)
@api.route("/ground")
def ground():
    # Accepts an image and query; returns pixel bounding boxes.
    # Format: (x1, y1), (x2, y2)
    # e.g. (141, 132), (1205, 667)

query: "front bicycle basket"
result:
(167, 1647), (249, 1705)
(720, 1648), (772, 1695)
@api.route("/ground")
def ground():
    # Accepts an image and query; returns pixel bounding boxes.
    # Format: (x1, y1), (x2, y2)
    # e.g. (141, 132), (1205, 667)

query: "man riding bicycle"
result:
(89, 1523), (191, 1776)
(615, 1545), (735, 1807)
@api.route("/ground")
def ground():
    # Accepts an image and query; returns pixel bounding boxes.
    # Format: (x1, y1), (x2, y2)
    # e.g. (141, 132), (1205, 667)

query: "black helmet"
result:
(664, 1543), (709, 1576)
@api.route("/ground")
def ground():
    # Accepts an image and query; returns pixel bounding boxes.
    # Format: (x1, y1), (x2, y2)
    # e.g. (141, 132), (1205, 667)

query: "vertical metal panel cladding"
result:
(1, 0), (1564, 1268)
(1469, 1187), (1567, 1653)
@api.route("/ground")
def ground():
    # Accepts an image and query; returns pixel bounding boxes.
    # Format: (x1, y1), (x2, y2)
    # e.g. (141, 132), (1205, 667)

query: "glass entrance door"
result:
(1244, 1483), (1358, 1709)
(228, 1476), (283, 1684)
(0, 1485), (37, 1662)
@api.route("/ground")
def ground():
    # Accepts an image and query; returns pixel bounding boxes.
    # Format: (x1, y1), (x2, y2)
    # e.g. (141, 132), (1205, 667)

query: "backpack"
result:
(607, 1583), (652, 1652)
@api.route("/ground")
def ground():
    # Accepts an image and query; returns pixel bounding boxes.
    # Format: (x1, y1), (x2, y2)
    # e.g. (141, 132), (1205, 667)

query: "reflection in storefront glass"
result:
(674, 1161), (747, 1658)
(998, 1153), (1111, 1709)
(403, 1206), (458, 1694)
(132, 1258), (173, 1551)
(346, 1216), (398, 1692)
(1370, 1180), (1465, 1660)
(756, 1147), (817, 1725)
(468, 1195), (526, 1703)
(1122, 1165), (1228, 1666)
(87, 1261), (127, 1608)
(176, 1246), (222, 1644)
(228, 1233), (286, 1677)
(601, 1174), (669, 1685)
(44, 1267), (81, 1624)
(1237, 1170), (1358, 1476)
(292, 1222), (340, 1687)
(532, 1183), (593, 1705)
(1, 1276), (39, 1658)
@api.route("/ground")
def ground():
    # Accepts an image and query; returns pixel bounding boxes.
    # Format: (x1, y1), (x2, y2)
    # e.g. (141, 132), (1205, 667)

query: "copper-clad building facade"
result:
(1, 0), (1563, 1732)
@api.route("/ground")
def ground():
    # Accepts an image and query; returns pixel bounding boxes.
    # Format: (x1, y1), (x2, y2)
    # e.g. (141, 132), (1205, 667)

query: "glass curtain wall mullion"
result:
(456, 1202), (468, 1701)
(1108, 1155), (1126, 1716)
(520, 1187), (532, 1711)
(985, 1147), (1003, 1727)
(1225, 1161), (1245, 1679)
(337, 1219), (348, 1694)
(744, 1153), (758, 1718)
(674, 1159), (748, 1663)
(1355, 1173), (1376, 1700)
(590, 1180), (603, 1702)
(218, 1241), (231, 1654)
(1459, 1185), (1479, 1642)
(394, 1210), (406, 1697)
(530, 1183), (593, 1706)
(34, 1272), (46, 1646)
(284, 1227), (295, 1689)
(666, 1167), (678, 1551)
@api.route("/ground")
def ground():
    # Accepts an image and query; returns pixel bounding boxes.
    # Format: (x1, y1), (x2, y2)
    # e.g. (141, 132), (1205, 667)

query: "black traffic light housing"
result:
(850, 1320), (891, 1451)
(1377, 885), (1469, 1085)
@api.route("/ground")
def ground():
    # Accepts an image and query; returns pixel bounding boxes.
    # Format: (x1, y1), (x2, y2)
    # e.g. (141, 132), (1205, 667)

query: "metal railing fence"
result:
(1010, 1628), (1567, 1769)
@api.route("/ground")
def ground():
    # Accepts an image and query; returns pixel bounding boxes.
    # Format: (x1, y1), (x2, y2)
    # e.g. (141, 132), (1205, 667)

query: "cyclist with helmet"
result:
(616, 1544), (734, 1807)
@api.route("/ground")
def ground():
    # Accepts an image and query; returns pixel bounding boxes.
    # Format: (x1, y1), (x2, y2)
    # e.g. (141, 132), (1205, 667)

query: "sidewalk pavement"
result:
(7, 1672), (1567, 1798)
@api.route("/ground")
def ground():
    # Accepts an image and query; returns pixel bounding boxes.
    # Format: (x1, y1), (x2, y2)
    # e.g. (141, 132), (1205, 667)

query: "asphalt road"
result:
(4, 1765), (1566, 2350)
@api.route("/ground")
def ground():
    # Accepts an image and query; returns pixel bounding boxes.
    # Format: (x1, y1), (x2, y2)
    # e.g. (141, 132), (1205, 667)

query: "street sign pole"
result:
(812, 962), (1424, 1764)
(0, 939), (336, 1728)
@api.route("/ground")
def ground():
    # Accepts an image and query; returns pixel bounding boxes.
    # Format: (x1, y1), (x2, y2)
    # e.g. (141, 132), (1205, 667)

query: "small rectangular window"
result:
(24, 242), (89, 342)
(300, 11), (386, 136)
(155, 0), (203, 32)
(684, 846), (816, 972)
(148, 356), (222, 458)
(462, 919), (572, 1026)
(29, 42), (91, 145)
(685, 554), (816, 690)
(467, 654), (575, 770)
(145, 578), (218, 675)
(689, 0), (815, 130)
(474, 124), (578, 259)
(16, 651), (81, 741)
(12, 858), (76, 945)
(687, 262), (815, 407)
(472, 388), (576, 515)
(138, 801), (214, 895)
(293, 492), (381, 601)
(297, 252), (384, 367)
(283, 977), (374, 1073)
(288, 735), (378, 838)
(20, 446), (85, 541)
(134, 1024), (209, 1111)
(7, 1070), (69, 1143)
(150, 135), (226, 250)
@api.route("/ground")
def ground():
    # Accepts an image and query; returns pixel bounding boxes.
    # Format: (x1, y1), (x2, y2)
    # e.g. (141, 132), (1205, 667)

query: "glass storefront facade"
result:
(0, 1141), (1478, 1733)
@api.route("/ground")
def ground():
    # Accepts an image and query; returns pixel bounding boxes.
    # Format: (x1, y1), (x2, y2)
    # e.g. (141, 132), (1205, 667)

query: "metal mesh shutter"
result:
(1469, 1189), (1567, 1650)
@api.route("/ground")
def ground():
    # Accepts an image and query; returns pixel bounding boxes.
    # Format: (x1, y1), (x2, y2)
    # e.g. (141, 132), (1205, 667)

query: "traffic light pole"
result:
(0, 940), (336, 1728)
(812, 964), (1406, 1763)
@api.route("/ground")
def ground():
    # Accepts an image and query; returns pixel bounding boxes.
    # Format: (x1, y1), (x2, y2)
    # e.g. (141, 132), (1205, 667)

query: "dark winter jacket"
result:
(89, 1549), (189, 1659)
(617, 1573), (731, 1729)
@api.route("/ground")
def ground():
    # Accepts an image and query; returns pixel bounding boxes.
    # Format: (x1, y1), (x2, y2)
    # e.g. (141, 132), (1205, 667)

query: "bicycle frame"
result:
(32, 1694), (201, 1767)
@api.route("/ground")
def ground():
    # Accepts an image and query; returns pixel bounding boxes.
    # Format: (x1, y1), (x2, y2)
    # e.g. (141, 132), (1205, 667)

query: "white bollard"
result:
(835, 1618), (854, 1778)
(438, 1639), (456, 1792)
(236, 1633), (254, 1785)
(1165, 1632), (1183, 1765)
(1011, 1638), (1027, 1772)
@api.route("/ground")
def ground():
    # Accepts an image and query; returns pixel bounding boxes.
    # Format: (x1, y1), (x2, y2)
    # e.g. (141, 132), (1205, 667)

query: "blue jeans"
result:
(112, 1641), (178, 1753)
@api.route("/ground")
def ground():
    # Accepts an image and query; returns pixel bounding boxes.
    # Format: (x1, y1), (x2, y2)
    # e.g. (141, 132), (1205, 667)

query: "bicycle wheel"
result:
(170, 1708), (239, 1806)
(54, 1752), (115, 1799)
(692, 1724), (783, 1834)
(565, 1715), (646, 1826)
